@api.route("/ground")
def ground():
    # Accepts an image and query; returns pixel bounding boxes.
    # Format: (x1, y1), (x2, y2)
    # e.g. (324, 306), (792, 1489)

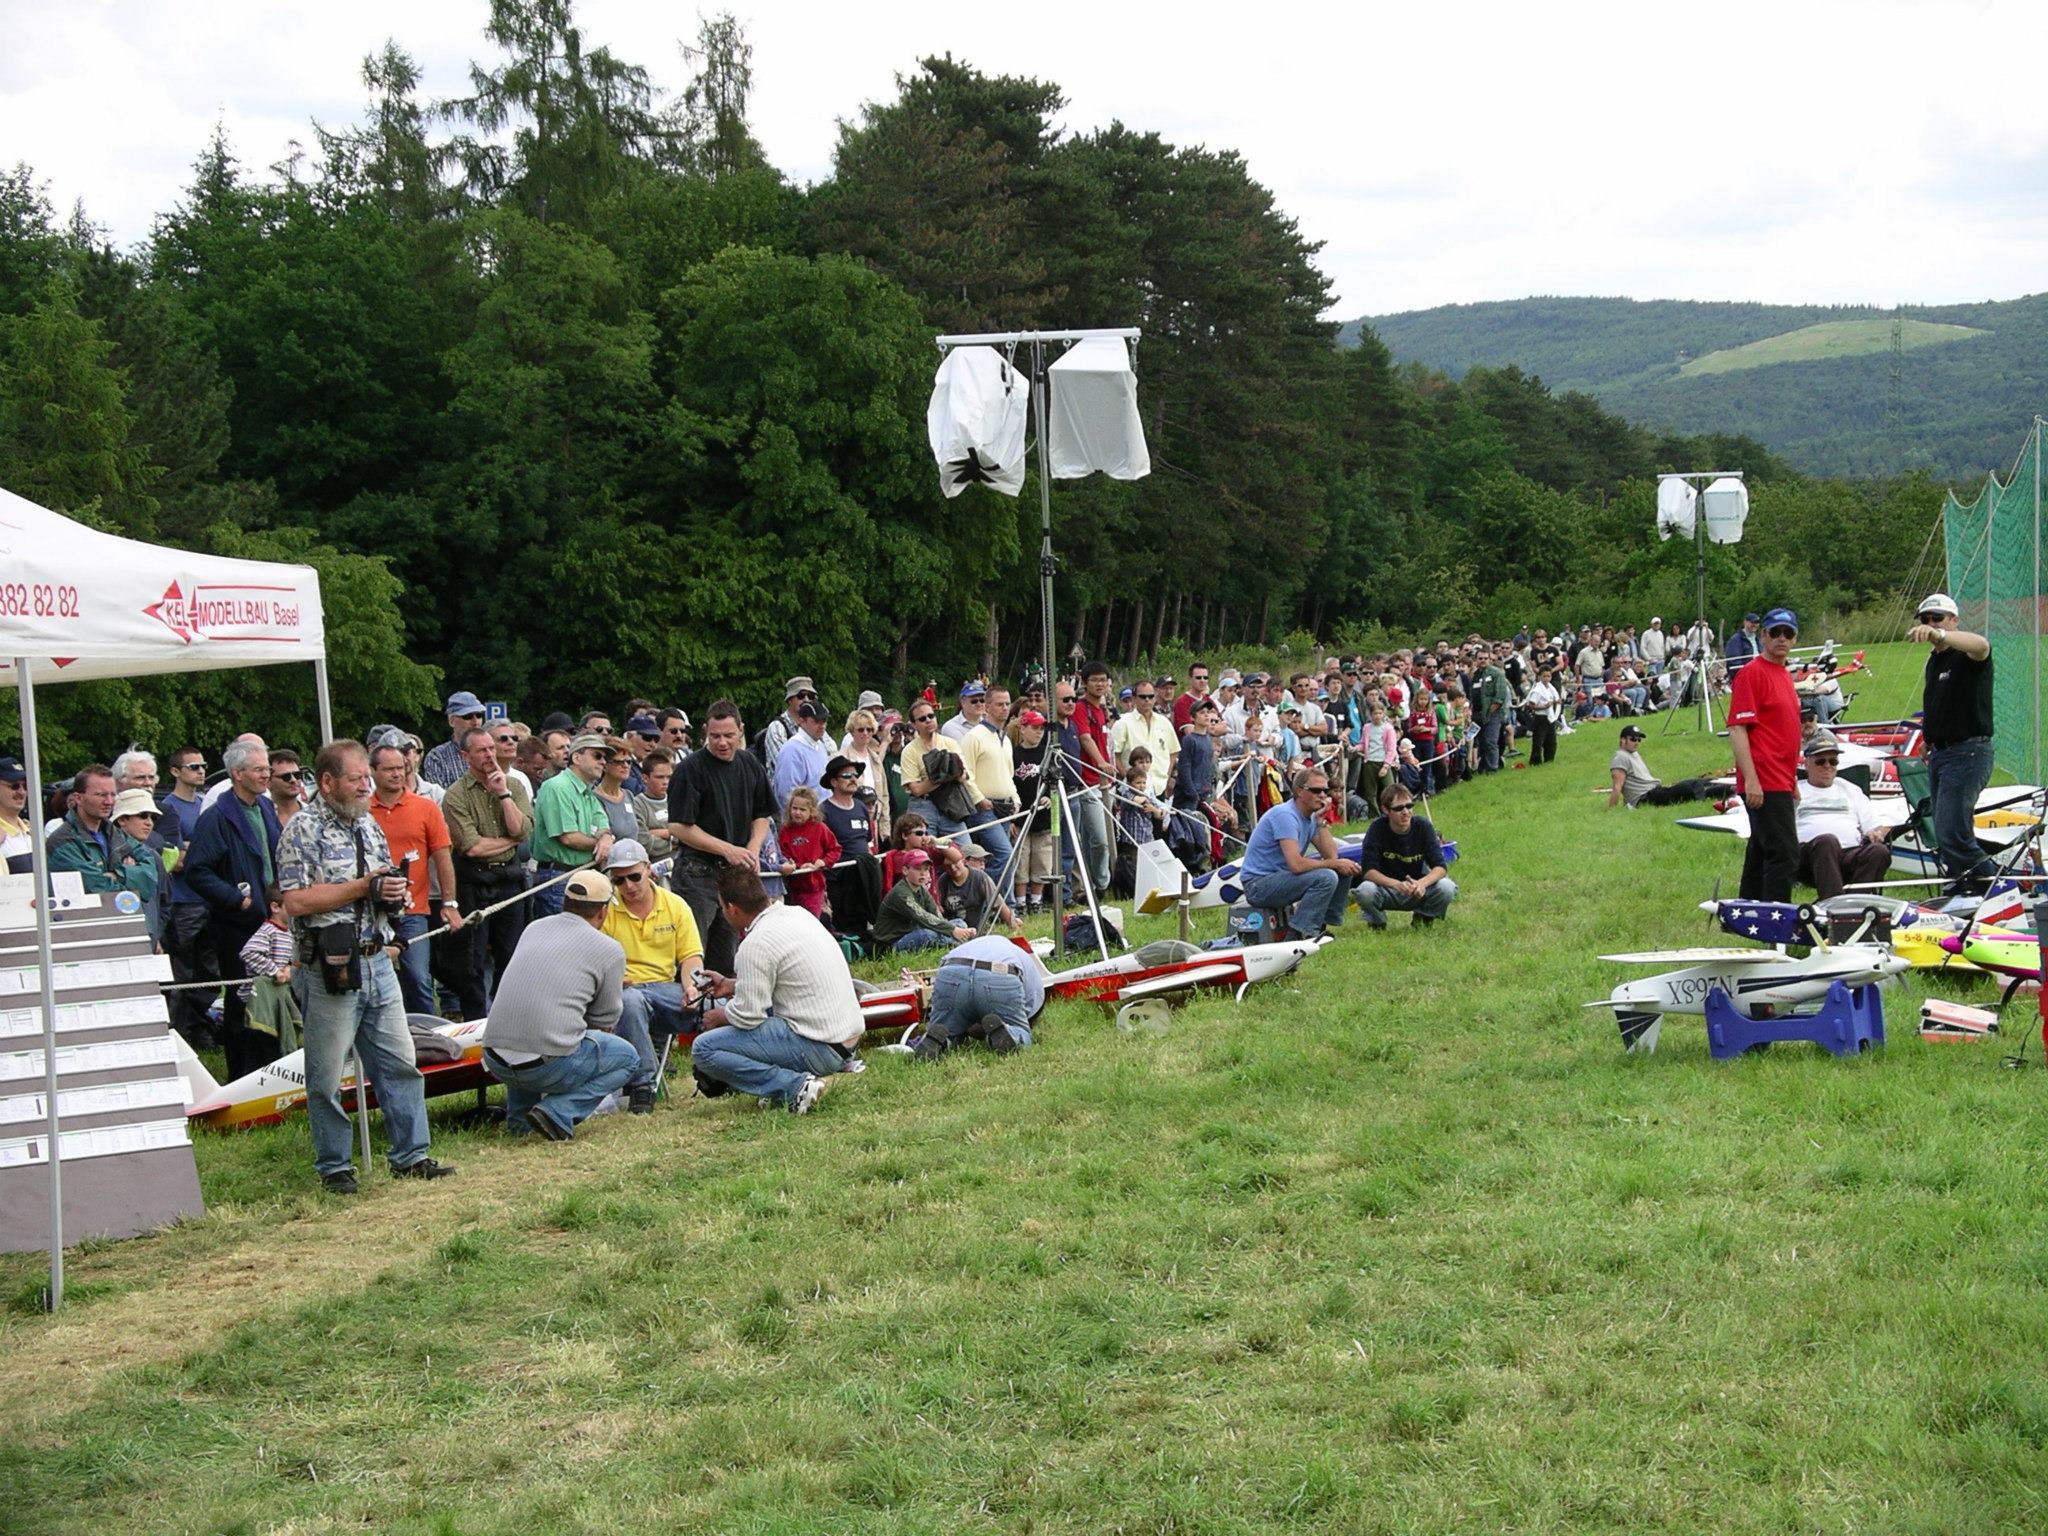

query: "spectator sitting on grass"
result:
(872, 847), (974, 953)
(939, 842), (1022, 935)
(1355, 782), (1457, 929)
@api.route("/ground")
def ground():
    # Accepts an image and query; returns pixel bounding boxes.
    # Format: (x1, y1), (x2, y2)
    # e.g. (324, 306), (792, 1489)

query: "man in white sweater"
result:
(481, 868), (638, 1141)
(691, 865), (864, 1113)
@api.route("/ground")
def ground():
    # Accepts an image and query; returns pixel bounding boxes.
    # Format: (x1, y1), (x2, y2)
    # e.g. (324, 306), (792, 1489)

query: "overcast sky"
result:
(6, 0), (2044, 319)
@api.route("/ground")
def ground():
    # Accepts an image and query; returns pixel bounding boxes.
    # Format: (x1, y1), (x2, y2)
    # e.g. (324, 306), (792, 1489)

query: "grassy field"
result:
(1680, 319), (1987, 378)
(6, 642), (2048, 1534)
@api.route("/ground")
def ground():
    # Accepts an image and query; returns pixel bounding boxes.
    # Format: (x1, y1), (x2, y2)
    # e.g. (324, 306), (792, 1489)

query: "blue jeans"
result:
(393, 912), (434, 1015)
(907, 797), (966, 841)
(487, 1030), (641, 1134)
(891, 929), (951, 953)
(618, 981), (686, 1087)
(1242, 867), (1351, 936)
(1059, 787), (1111, 900)
(1357, 876), (1458, 924)
(1927, 738), (1997, 885)
(531, 870), (569, 919)
(926, 965), (1034, 1053)
(692, 1016), (849, 1107)
(1479, 713), (1504, 771)
(292, 950), (431, 1177)
(964, 807), (1015, 897)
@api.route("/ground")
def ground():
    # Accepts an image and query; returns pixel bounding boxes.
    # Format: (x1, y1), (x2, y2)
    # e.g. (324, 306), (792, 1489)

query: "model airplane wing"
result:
(1598, 947), (1786, 964)
(1115, 962), (1246, 1000)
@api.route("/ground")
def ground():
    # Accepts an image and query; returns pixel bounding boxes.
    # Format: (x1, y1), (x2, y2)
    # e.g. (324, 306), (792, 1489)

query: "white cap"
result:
(1918, 592), (1959, 619)
(605, 838), (650, 870)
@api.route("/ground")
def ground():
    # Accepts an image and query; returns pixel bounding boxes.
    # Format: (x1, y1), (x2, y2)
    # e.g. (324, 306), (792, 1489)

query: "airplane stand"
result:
(1704, 980), (1885, 1060)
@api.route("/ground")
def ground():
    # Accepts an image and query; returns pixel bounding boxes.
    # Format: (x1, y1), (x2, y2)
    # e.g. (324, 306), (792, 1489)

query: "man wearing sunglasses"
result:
(1728, 606), (1804, 901)
(1236, 766), (1360, 940)
(601, 839), (703, 1113)
(1908, 592), (1997, 892)
(1356, 783), (1456, 928)
(1795, 732), (1895, 899)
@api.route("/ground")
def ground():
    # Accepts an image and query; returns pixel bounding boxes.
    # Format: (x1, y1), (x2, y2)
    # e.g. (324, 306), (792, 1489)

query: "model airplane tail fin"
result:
(170, 1030), (221, 1108)
(1615, 1009), (1662, 1053)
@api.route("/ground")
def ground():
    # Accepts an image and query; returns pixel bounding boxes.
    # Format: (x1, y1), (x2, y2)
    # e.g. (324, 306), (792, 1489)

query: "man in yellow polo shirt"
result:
(599, 839), (703, 1113)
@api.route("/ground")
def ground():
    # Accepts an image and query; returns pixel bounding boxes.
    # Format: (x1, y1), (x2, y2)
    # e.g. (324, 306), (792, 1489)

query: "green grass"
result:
(5, 643), (2047, 1533)
(1680, 319), (1987, 378)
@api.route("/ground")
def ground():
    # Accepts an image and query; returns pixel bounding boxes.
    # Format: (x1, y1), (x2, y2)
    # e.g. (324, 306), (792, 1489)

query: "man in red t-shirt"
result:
(1076, 662), (1116, 788)
(1171, 662), (1212, 737)
(1728, 606), (1804, 901)
(368, 742), (462, 1014)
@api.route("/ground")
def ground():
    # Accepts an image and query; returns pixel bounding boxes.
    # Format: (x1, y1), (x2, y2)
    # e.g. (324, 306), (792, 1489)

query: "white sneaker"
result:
(791, 1075), (830, 1115)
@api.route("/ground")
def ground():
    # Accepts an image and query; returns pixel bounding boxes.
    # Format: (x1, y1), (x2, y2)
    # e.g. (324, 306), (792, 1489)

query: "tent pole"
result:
(313, 658), (335, 746)
(15, 658), (63, 1311)
(1036, 340), (1065, 963)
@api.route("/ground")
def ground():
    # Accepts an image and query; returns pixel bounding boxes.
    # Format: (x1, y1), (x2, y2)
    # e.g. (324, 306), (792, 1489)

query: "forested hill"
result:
(1343, 294), (2048, 479)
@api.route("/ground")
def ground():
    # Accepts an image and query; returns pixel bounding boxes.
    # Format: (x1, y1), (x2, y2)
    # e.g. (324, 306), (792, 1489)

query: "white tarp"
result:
(1656, 476), (1698, 541)
(1703, 476), (1750, 545)
(0, 486), (325, 687)
(928, 346), (1028, 499)
(1048, 337), (1150, 481)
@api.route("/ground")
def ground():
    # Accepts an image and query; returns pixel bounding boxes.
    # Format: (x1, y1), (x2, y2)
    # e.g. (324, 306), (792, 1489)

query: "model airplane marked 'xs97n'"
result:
(1588, 939), (1910, 1054)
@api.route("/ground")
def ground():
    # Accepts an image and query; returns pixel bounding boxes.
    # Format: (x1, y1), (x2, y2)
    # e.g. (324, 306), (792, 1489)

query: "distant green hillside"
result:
(1343, 294), (2048, 479)
(1679, 318), (1985, 377)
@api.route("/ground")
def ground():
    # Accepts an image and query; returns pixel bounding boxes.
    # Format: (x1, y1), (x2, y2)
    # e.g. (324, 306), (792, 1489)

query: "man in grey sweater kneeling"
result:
(481, 868), (636, 1141)
(692, 864), (865, 1114)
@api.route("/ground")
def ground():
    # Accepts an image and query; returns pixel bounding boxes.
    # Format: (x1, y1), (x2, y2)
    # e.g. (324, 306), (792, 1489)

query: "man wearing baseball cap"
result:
(1724, 613), (1763, 677)
(0, 756), (33, 874)
(600, 839), (703, 1114)
(759, 677), (817, 775)
(482, 867), (638, 1140)
(942, 679), (988, 742)
(531, 733), (618, 918)
(421, 690), (488, 789)
(1795, 732), (1895, 899)
(1728, 607), (1804, 900)
(1909, 592), (1997, 890)
(1608, 724), (1721, 809)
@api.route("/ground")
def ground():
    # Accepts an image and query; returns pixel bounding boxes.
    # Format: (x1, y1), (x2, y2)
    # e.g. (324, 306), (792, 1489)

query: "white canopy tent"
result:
(0, 484), (331, 1309)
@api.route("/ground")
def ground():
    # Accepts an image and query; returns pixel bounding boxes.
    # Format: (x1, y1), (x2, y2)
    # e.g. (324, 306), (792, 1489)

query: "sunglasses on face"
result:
(273, 770), (302, 783)
(912, 714), (934, 724)
(1917, 613), (1947, 625)
(177, 761), (206, 772)
(1134, 693), (1155, 701)
(1301, 785), (1331, 797)
(1388, 802), (1414, 812)
(1766, 626), (1797, 639)
(833, 772), (858, 782)
(1810, 756), (1840, 766)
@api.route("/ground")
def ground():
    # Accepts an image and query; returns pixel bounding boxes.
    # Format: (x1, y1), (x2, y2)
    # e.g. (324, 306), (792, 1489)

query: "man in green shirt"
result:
(441, 725), (534, 1015)
(1475, 654), (1510, 773)
(532, 733), (616, 917)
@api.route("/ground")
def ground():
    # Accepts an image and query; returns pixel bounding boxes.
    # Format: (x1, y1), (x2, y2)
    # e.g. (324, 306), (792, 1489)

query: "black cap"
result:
(1619, 724), (1645, 740)
(795, 700), (828, 723)
(0, 755), (26, 784)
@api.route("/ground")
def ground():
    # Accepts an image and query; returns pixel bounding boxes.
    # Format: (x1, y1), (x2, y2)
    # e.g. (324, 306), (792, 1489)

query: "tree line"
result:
(0, 0), (1950, 765)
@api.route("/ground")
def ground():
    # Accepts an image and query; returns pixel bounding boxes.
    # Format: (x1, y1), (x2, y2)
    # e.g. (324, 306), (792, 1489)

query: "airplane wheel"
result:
(1116, 999), (1172, 1035)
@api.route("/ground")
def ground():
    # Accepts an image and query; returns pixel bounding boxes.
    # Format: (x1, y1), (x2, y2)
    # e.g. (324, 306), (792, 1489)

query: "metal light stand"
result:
(1657, 470), (1744, 738)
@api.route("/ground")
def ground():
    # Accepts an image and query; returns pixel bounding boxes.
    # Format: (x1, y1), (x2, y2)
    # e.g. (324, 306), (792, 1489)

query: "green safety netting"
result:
(1941, 418), (2044, 785)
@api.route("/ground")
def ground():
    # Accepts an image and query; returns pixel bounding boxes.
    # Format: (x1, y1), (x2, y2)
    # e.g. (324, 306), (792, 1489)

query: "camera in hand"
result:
(372, 853), (415, 918)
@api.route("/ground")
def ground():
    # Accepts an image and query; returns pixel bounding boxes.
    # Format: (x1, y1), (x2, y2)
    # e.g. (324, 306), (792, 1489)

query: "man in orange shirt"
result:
(368, 741), (464, 1014)
(1728, 607), (1804, 902)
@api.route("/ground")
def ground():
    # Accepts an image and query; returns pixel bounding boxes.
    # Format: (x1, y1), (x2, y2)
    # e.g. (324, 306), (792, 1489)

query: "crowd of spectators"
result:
(3, 613), (1872, 1191)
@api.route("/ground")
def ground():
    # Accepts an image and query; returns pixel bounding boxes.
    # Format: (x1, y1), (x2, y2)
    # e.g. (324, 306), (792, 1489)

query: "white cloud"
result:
(4, 0), (2043, 316)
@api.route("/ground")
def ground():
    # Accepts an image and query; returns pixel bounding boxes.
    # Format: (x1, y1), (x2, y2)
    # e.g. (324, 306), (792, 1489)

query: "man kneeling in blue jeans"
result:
(1237, 765), (1360, 939)
(481, 867), (640, 1141)
(1355, 782), (1457, 928)
(912, 933), (1043, 1060)
(692, 865), (865, 1114)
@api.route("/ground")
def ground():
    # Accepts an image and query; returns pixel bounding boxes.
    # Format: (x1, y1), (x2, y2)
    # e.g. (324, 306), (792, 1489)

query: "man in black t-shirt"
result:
(668, 698), (775, 970)
(1354, 782), (1457, 928)
(1910, 592), (1997, 890)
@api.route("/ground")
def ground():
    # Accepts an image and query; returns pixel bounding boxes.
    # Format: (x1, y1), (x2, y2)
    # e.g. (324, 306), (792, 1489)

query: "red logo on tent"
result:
(145, 582), (196, 642)
(147, 581), (196, 643)
(142, 580), (302, 646)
